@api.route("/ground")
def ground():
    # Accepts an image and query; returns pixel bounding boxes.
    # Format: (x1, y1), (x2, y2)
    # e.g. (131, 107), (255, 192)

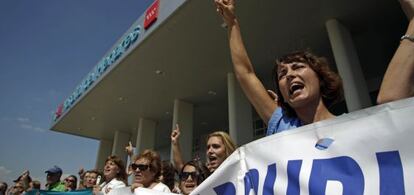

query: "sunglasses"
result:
(179, 171), (199, 181)
(131, 163), (150, 171)
(65, 179), (76, 183)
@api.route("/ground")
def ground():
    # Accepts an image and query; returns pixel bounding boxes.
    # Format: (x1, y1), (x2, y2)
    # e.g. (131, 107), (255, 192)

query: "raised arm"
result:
(377, 0), (414, 104)
(400, 0), (414, 20)
(215, 0), (277, 124)
(21, 170), (30, 190)
(77, 168), (86, 190)
(125, 141), (134, 175)
(170, 124), (184, 172)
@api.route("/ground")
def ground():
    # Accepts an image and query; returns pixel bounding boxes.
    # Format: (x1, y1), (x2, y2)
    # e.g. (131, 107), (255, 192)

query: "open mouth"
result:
(208, 156), (217, 164)
(289, 82), (304, 96)
(185, 183), (196, 188)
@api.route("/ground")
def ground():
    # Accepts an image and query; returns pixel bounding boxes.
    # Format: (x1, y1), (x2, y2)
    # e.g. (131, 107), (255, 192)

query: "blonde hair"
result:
(207, 131), (236, 157)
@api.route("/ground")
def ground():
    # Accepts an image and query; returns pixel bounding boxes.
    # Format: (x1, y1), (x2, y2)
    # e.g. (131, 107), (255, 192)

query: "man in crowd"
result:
(45, 166), (65, 192)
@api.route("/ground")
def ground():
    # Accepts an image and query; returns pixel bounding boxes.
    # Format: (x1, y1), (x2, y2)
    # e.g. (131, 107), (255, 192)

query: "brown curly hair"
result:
(272, 50), (343, 117)
(134, 149), (162, 181)
(160, 160), (176, 191)
(104, 155), (128, 185)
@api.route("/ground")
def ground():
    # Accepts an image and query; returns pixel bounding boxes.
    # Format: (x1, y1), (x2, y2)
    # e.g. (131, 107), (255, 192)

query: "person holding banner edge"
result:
(215, 0), (414, 135)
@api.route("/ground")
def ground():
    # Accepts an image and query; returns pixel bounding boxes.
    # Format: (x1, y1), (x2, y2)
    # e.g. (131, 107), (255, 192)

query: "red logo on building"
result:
(54, 103), (63, 120)
(144, 0), (159, 29)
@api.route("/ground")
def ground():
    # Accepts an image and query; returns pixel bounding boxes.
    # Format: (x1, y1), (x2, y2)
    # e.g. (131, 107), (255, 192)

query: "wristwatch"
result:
(401, 34), (414, 42)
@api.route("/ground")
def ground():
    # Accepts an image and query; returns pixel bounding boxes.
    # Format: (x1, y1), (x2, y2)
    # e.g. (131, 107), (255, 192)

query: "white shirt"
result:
(150, 182), (171, 193)
(100, 178), (126, 194)
(108, 184), (174, 195)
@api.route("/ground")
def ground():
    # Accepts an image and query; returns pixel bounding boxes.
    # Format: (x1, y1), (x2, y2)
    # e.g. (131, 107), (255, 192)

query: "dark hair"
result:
(13, 174), (32, 184)
(85, 169), (101, 177)
(134, 149), (162, 181)
(160, 161), (176, 191)
(0, 182), (8, 194)
(30, 181), (41, 190)
(105, 155), (128, 185)
(65, 175), (77, 190)
(272, 50), (343, 117)
(179, 160), (208, 185)
(85, 169), (102, 185)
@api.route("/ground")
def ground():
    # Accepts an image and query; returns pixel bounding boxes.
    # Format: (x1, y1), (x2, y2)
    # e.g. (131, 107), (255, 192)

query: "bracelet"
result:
(401, 34), (414, 42)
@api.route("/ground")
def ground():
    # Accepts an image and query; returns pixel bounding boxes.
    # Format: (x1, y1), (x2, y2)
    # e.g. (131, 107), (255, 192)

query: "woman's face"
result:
(206, 136), (226, 172)
(180, 165), (198, 195)
(64, 176), (76, 189)
(277, 62), (321, 109)
(133, 158), (156, 187)
(12, 182), (24, 194)
(104, 160), (120, 181)
(85, 172), (98, 188)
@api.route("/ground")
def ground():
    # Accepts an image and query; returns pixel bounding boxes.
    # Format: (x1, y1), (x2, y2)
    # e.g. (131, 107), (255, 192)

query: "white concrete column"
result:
(112, 130), (130, 164)
(135, 118), (156, 154)
(227, 72), (253, 146)
(96, 139), (113, 169)
(326, 19), (372, 111)
(170, 99), (194, 162)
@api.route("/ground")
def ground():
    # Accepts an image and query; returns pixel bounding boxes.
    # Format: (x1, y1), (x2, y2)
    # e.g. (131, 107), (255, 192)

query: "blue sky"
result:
(0, 0), (153, 187)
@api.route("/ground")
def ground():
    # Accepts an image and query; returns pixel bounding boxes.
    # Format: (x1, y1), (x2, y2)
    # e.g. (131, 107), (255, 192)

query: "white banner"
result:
(109, 186), (178, 195)
(191, 97), (414, 195)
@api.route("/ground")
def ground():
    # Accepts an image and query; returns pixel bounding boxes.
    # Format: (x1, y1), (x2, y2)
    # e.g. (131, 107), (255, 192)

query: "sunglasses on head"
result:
(131, 163), (150, 171)
(180, 171), (199, 181)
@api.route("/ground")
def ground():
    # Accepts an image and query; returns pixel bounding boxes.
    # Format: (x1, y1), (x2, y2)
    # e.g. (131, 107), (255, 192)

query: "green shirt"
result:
(47, 181), (66, 192)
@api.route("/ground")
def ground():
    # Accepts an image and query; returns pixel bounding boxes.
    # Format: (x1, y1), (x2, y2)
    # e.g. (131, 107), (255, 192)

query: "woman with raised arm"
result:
(377, 0), (414, 103)
(171, 124), (236, 174)
(214, 0), (343, 135)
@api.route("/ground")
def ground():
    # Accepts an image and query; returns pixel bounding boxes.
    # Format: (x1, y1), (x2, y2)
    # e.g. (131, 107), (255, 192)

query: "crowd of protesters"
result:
(2, 0), (414, 194)
(0, 128), (235, 195)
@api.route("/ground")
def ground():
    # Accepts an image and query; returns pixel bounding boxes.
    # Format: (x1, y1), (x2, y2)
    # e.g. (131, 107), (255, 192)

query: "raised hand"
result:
(92, 185), (101, 195)
(170, 124), (180, 145)
(21, 170), (30, 178)
(399, 0), (414, 20)
(78, 167), (85, 179)
(125, 141), (134, 157)
(214, 0), (236, 26)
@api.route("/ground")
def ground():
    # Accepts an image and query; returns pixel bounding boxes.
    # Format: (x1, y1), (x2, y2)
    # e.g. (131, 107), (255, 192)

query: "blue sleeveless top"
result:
(266, 107), (302, 135)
